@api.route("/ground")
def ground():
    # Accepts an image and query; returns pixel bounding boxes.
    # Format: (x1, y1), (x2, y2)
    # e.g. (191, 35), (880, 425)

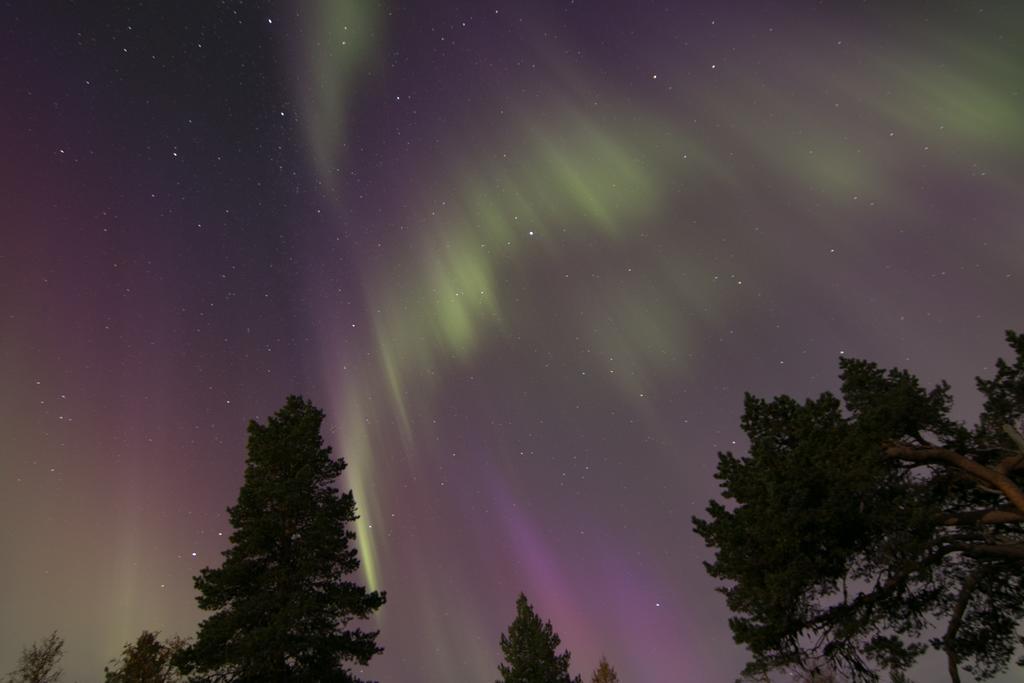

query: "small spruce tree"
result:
(176, 395), (385, 681)
(590, 656), (619, 683)
(496, 593), (581, 683)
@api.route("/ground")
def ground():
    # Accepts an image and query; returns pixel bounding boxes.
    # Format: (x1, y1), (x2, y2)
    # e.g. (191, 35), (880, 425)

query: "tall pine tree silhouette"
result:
(176, 396), (385, 682)
(496, 593), (581, 683)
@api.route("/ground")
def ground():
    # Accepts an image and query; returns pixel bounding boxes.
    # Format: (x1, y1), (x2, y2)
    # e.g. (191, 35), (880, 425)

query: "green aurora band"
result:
(297, 8), (1024, 595)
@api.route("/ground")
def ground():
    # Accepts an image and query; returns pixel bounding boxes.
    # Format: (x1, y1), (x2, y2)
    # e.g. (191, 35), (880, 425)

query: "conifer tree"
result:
(590, 656), (619, 683)
(694, 331), (1024, 682)
(176, 396), (385, 681)
(496, 593), (581, 683)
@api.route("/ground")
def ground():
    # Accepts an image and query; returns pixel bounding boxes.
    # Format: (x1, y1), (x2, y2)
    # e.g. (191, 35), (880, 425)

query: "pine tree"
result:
(176, 395), (385, 681)
(590, 656), (619, 683)
(694, 331), (1024, 682)
(496, 593), (581, 683)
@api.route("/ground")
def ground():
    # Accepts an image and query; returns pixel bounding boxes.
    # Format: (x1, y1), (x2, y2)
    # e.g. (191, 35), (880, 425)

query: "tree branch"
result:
(995, 454), (1024, 474)
(803, 545), (958, 632)
(995, 425), (1024, 474)
(936, 509), (1024, 526)
(884, 444), (1024, 515)
(1003, 424), (1024, 452)
(942, 568), (985, 683)
(949, 543), (1024, 560)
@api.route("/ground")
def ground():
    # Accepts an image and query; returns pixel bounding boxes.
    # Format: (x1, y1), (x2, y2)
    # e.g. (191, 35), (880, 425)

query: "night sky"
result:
(2, 2), (1023, 681)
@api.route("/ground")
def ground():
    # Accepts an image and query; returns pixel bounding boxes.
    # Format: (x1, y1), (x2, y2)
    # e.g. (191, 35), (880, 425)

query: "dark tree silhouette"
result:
(496, 593), (581, 683)
(104, 631), (184, 682)
(176, 396), (385, 682)
(590, 656), (619, 683)
(5, 631), (63, 683)
(694, 331), (1024, 682)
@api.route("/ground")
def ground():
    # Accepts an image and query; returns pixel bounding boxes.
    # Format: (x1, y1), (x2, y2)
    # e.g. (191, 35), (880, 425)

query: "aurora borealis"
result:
(2, 1), (1023, 680)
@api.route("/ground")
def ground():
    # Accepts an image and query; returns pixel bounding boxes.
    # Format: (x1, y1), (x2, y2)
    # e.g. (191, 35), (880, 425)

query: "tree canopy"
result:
(5, 632), (63, 683)
(694, 331), (1024, 682)
(176, 395), (385, 682)
(104, 631), (184, 683)
(496, 593), (582, 683)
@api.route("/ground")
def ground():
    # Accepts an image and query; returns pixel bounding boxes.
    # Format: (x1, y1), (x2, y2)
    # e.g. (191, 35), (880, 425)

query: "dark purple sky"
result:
(2, 2), (1022, 681)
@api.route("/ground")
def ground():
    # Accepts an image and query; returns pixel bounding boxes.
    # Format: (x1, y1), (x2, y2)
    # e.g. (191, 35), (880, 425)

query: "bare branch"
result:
(885, 444), (1024, 515)
(1003, 424), (1024, 452)
(995, 455), (1024, 474)
(950, 543), (1024, 560)
(942, 568), (986, 683)
(803, 545), (958, 631)
(994, 425), (1024, 474)
(936, 509), (1024, 526)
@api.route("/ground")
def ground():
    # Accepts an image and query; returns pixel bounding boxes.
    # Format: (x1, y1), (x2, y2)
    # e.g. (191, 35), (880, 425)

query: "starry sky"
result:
(2, 2), (1023, 681)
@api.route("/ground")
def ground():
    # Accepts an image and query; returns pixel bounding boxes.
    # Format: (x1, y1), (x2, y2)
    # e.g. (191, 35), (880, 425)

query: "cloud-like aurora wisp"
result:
(328, 103), (732, 594)
(298, 0), (384, 185)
